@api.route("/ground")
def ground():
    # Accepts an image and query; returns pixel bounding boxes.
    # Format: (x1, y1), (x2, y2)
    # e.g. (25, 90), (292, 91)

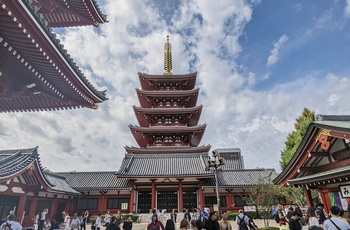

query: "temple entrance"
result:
(138, 191), (152, 213)
(157, 191), (177, 212)
(182, 191), (197, 212)
(0, 195), (19, 224)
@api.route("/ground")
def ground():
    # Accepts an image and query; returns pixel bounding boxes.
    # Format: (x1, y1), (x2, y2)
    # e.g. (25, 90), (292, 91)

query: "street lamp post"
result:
(206, 149), (226, 220)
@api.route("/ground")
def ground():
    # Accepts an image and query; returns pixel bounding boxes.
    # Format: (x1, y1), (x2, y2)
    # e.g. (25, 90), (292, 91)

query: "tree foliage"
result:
(280, 108), (315, 170)
(280, 187), (319, 208)
(243, 172), (282, 228)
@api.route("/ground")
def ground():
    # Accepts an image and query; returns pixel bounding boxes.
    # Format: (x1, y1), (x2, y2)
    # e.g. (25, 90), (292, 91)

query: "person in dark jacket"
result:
(165, 219), (175, 230)
(122, 216), (132, 230)
(205, 211), (220, 230)
(288, 212), (302, 230)
(107, 216), (120, 230)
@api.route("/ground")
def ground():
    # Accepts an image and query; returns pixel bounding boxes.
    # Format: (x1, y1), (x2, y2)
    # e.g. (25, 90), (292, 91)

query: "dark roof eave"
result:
(21, 0), (108, 102)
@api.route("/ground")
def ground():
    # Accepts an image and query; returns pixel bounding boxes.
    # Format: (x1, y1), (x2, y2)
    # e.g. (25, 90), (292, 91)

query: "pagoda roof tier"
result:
(116, 153), (214, 178)
(138, 72), (197, 90)
(0, 1), (108, 112)
(133, 105), (203, 127)
(136, 88), (199, 108)
(30, 0), (107, 28)
(124, 145), (211, 154)
(129, 124), (207, 147)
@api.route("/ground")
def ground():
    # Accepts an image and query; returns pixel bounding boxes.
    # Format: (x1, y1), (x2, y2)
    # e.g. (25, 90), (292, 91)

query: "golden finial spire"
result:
(164, 35), (172, 75)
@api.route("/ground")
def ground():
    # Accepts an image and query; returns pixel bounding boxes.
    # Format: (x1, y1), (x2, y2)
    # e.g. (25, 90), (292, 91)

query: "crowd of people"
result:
(4, 204), (350, 230)
(273, 203), (350, 230)
(145, 208), (257, 230)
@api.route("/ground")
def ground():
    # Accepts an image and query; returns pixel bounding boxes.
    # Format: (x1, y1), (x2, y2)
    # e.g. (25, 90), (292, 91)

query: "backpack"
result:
(91, 220), (96, 230)
(237, 215), (248, 230)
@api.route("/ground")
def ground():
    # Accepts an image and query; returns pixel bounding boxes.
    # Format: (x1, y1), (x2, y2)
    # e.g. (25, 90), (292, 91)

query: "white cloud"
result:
(345, 0), (350, 17)
(267, 34), (289, 67)
(2, 1), (350, 174)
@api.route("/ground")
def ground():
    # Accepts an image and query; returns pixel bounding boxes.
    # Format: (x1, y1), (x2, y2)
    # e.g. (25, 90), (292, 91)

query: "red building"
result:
(0, 147), (80, 226)
(274, 115), (350, 212)
(0, 0), (108, 112)
(0, 37), (277, 226)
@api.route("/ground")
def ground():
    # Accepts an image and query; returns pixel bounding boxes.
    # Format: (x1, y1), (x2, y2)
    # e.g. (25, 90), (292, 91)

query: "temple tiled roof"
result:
(45, 172), (80, 195)
(116, 153), (214, 178)
(203, 169), (278, 187)
(56, 171), (131, 190)
(0, 147), (54, 187)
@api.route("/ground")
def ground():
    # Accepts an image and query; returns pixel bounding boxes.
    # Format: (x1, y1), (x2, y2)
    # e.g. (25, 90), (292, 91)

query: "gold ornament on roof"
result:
(164, 35), (172, 75)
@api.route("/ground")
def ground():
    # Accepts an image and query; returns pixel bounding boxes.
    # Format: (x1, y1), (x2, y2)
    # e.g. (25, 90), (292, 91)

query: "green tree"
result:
(280, 108), (315, 170)
(243, 172), (281, 228)
(280, 187), (319, 208)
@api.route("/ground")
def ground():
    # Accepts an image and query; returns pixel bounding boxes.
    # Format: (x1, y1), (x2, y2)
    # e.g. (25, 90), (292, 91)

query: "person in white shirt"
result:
(95, 212), (102, 230)
(323, 206), (350, 230)
(71, 213), (81, 230)
(39, 209), (48, 230)
(64, 213), (71, 230)
(0, 214), (22, 230)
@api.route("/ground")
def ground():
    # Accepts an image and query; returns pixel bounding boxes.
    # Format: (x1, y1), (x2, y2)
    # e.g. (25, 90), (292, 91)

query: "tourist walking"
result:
(107, 216), (120, 230)
(184, 209), (192, 228)
(122, 216), (132, 230)
(96, 212), (102, 230)
(0, 214), (22, 230)
(165, 219), (175, 230)
(170, 209), (177, 223)
(315, 203), (327, 225)
(304, 206), (319, 227)
(323, 206), (350, 230)
(71, 213), (81, 230)
(147, 214), (164, 230)
(218, 211), (232, 230)
(235, 210), (249, 230)
(104, 210), (111, 228)
(180, 218), (189, 230)
(64, 213), (71, 230)
(81, 210), (89, 230)
(39, 208), (48, 230)
(288, 212), (302, 230)
(205, 211), (220, 230)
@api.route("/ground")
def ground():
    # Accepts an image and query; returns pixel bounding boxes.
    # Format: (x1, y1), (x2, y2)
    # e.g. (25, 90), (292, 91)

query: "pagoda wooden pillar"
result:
(129, 181), (135, 213)
(151, 179), (157, 209)
(304, 187), (313, 207)
(177, 179), (183, 212)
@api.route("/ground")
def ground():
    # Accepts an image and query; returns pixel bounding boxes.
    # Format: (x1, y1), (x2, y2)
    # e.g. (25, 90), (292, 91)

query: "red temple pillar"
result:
(129, 181), (135, 213)
(17, 193), (27, 224)
(151, 179), (157, 209)
(304, 187), (313, 207)
(177, 179), (183, 212)
(199, 181), (204, 209)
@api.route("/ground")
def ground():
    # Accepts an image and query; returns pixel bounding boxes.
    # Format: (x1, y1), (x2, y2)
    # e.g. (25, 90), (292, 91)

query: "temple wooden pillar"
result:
(99, 191), (108, 211)
(199, 181), (204, 209)
(177, 179), (183, 212)
(129, 181), (135, 213)
(17, 193), (27, 223)
(304, 187), (313, 207)
(151, 179), (157, 209)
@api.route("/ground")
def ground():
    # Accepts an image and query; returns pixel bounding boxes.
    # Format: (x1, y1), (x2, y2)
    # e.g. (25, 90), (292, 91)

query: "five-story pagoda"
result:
(116, 36), (213, 213)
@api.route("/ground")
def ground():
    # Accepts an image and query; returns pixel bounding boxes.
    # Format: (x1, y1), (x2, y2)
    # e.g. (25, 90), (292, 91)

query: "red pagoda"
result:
(118, 36), (213, 212)
(0, 0), (108, 112)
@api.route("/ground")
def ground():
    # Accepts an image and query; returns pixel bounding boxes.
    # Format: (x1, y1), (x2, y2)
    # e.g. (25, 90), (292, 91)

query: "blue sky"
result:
(3, 0), (350, 172)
